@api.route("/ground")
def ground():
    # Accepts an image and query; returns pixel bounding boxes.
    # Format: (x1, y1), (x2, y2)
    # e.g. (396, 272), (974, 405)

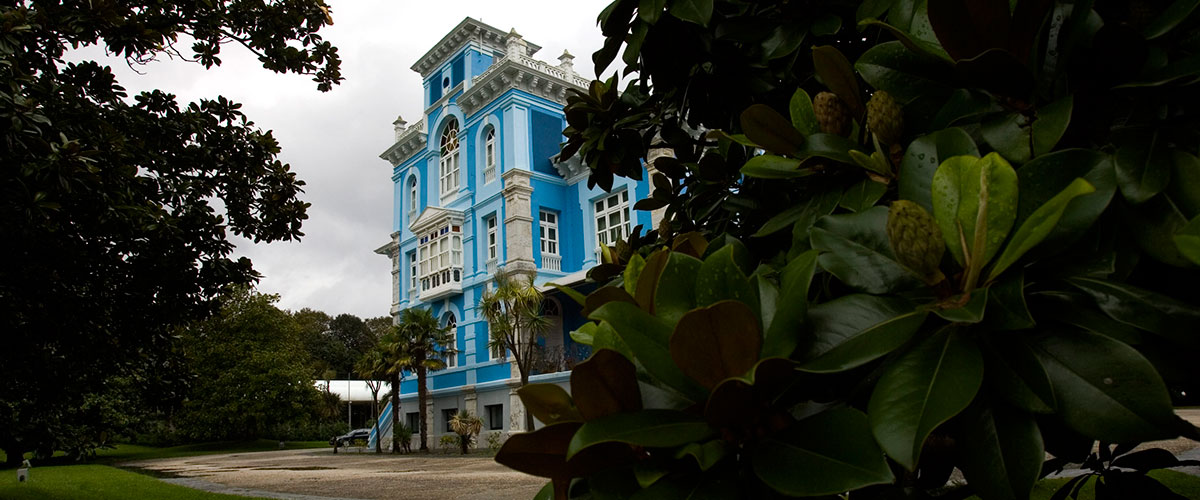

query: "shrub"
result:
(437, 435), (457, 455)
(485, 431), (505, 456)
(495, 1), (1200, 498)
(449, 410), (483, 454)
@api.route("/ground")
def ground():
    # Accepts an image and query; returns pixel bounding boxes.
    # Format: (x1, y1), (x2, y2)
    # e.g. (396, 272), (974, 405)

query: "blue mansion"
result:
(373, 18), (654, 448)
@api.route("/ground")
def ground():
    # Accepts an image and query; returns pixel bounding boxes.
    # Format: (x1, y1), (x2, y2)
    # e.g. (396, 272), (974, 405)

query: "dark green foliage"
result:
(0, 0), (339, 465)
(175, 288), (324, 442)
(498, 0), (1200, 498)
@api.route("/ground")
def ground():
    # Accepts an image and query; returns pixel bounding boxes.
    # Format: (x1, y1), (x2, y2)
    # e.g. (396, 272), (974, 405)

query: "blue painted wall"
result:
(384, 36), (654, 401)
(530, 110), (563, 176)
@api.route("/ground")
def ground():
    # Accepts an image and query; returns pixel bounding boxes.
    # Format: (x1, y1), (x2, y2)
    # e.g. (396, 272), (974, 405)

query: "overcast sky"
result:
(72, 1), (617, 318)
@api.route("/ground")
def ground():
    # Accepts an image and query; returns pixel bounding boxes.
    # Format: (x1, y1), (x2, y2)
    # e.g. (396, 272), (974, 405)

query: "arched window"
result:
(439, 119), (460, 201)
(483, 128), (496, 184)
(442, 311), (457, 368)
(408, 176), (418, 217)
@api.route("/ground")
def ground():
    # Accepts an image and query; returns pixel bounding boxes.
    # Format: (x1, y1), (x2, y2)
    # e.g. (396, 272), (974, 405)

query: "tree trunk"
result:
(521, 371), (535, 431)
(417, 364), (429, 452)
(389, 373), (400, 454)
(459, 434), (469, 454)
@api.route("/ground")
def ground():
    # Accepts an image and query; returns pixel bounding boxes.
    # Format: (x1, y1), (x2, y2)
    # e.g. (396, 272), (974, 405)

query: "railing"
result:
(419, 267), (463, 300)
(531, 344), (590, 375)
(542, 254), (561, 272)
(485, 258), (498, 275)
(484, 166), (495, 184)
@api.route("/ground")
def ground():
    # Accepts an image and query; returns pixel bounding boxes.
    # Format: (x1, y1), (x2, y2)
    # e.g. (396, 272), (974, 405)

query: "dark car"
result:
(330, 428), (370, 447)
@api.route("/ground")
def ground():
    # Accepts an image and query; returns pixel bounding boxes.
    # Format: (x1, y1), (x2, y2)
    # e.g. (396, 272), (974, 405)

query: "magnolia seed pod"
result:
(813, 91), (851, 137)
(867, 90), (903, 145)
(887, 200), (946, 286)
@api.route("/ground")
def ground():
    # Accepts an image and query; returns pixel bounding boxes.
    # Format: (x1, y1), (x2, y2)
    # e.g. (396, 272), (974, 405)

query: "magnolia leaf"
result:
(634, 249), (702, 325)
(754, 190), (840, 238)
(1114, 131), (1171, 204)
(1144, 0), (1200, 39)
(518, 383), (583, 425)
(984, 272), (1035, 331)
(932, 288), (988, 324)
(1066, 277), (1200, 349)
(740, 155), (811, 179)
(668, 0), (714, 26)
(740, 104), (804, 155)
(762, 250), (818, 359)
(675, 440), (728, 471)
(566, 409), (714, 459)
(754, 408), (895, 496)
(869, 329), (983, 470)
(496, 422), (634, 479)
(1030, 329), (1181, 443)
(898, 127), (979, 212)
(624, 252), (646, 296)
(987, 177), (1095, 282)
(958, 398), (1044, 500)
(1175, 215), (1200, 266)
(855, 41), (955, 104)
(670, 300), (762, 389)
(571, 349), (642, 420)
(839, 178), (888, 213)
(982, 337), (1056, 414)
(590, 302), (707, 401)
(695, 245), (756, 309)
(813, 45), (864, 116)
(811, 207), (922, 294)
(931, 152), (1018, 285)
(789, 88), (819, 136)
(1014, 149), (1115, 255)
(800, 294), (925, 373)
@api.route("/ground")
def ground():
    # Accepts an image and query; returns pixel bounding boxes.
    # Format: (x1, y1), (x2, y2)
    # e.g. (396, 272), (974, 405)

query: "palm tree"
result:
(395, 307), (455, 453)
(449, 410), (483, 454)
(354, 344), (389, 454)
(478, 272), (551, 431)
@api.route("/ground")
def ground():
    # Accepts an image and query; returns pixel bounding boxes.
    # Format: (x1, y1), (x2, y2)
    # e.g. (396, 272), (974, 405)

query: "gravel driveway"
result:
(123, 449), (546, 500)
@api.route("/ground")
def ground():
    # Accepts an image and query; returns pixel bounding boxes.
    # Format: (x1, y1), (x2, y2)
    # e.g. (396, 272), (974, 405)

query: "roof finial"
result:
(505, 28), (527, 60)
(558, 50), (576, 75)
(393, 115), (408, 141)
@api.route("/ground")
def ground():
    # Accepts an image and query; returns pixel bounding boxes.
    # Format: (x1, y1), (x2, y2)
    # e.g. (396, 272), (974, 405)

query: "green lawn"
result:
(0, 464), (271, 500)
(2, 439), (329, 467)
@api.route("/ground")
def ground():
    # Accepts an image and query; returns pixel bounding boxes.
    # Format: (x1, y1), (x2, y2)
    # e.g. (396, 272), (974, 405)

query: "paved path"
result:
(122, 448), (545, 500)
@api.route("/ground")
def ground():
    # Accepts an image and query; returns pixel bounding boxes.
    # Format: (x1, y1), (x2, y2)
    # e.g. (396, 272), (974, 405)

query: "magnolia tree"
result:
(495, 1), (1200, 499)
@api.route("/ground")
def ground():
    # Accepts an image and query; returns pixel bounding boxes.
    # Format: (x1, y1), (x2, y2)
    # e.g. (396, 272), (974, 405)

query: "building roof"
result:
(410, 17), (542, 78)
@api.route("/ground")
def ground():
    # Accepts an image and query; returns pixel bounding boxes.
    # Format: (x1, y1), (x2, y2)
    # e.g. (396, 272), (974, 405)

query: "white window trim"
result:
(484, 128), (496, 184)
(439, 120), (460, 203)
(443, 312), (457, 368)
(595, 190), (631, 249)
(540, 211), (559, 256)
(408, 176), (418, 219)
(418, 224), (463, 293)
(408, 252), (418, 298)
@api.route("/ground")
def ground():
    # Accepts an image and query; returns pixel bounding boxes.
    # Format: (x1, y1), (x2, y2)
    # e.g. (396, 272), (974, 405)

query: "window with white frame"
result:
(408, 176), (418, 217)
(486, 216), (498, 261)
(442, 312), (457, 368)
(540, 211), (558, 255)
(418, 224), (462, 292)
(484, 128), (496, 184)
(595, 190), (631, 247)
(408, 252), (417, 297)
(439, 119), (460, 201)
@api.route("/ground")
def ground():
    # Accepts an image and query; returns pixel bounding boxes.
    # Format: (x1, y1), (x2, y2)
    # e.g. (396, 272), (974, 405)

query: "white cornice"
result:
(411, 206), (465, 236)
(411, 17), (542, 78)
(379, 121), (427, 166)
(459, 55), (589, 116)
(550, 153), (588, 182)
